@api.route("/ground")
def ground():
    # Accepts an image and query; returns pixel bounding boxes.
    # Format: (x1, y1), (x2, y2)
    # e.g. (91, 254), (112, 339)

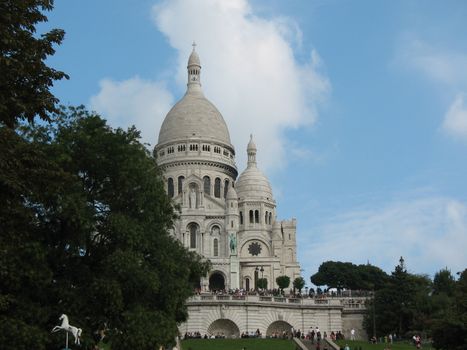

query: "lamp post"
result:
(305, 286), (309, 298)
(255, 266), (259, 290)
(260, 266), (264, 279)
(372, 288), (376, 340)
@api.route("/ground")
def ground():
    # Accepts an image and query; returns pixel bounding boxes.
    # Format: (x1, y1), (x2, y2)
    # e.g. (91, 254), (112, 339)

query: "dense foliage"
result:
(1, 3), (210, 348)
(257, 278), (268, 290)
(0, 108), (210, 349)
(276, 275), (290, 293)
(310, 261), (389, 291)
(311, 259), (466, 349)
(363, 258), (432, 338)
(293, 277), (305, 293)
(0, 0), (68, 127)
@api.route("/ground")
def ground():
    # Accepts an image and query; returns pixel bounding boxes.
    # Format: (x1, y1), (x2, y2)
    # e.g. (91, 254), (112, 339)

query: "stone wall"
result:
(179, 295), (367, 338)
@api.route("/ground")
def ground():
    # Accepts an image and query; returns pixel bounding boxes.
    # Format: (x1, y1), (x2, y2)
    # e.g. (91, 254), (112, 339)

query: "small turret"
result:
(187, 42), (201, 88)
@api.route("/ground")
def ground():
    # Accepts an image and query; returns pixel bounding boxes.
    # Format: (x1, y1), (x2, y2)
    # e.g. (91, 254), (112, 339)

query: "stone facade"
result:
(155, 46), (300, 292)
(181, 295), (366, 339)
(154, 46), (366, 338)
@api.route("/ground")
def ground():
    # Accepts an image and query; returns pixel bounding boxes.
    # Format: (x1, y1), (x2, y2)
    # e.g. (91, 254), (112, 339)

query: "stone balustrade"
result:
(187, 294), (366, 309)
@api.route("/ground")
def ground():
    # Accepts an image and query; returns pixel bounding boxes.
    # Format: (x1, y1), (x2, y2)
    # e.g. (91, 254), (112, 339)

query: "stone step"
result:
(301, 339), (332, 350)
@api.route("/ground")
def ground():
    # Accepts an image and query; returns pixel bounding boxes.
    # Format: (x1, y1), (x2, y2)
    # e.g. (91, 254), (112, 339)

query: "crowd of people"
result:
(193, 287), (372, 300)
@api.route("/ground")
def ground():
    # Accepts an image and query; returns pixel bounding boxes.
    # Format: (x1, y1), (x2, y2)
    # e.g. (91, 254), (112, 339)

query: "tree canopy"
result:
(293, 277), (305, 293)
(0, 107), (210, 349)
(276, 275), (290, 293)
(0, 0), (68, 127)
(310, 261), (389, 291)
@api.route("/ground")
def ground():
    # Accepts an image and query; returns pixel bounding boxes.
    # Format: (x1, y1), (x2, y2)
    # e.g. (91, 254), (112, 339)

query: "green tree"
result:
(355, 264), (389, 290)
(0, 0), (68, 128)
(363, 257), (432, 338)
(276, 275), (290, 294)
(0, 107), (210, 349)
(0, 125), (61, 349)
(310, 261), (389, 291)
(293, 277), (305, 294)
(432, 269), (467, 350)
(433, 268), (456, 296)
(310, 261), (353, 290)
(257, 278), (268, 290)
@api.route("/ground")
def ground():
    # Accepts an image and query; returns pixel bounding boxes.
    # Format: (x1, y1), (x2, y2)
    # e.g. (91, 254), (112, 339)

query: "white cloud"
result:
(89, 77), (174, 147)
(397, 38), (467, 141)
(442, 93), (467, 140)
(151, 0), (330, 170)
(298, 195), (467, 281)
(398, 39), (467, 86)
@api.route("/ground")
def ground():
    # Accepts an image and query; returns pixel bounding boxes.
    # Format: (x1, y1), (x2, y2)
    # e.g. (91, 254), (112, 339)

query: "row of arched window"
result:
(159, 144), (232, 158)
(239, 210), (272, 225)
(188, 223), (221, 257)
(167, 176), (231, 199)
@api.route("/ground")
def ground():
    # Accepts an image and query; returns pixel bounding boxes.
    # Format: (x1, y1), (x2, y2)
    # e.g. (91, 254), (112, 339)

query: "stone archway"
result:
(266, 320), (293, 336)
(207, 319), (240, 338)
(209, 272), (225, 291)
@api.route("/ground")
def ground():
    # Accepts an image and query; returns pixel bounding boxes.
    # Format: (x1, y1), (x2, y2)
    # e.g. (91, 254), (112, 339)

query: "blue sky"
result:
(41, 0), (467, 284)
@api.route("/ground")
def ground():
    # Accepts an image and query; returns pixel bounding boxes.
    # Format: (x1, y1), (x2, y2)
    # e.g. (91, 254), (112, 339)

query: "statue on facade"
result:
(189, 188), (196, 209)
(229, 233), (237, 254)
(51, 314), (82, 347)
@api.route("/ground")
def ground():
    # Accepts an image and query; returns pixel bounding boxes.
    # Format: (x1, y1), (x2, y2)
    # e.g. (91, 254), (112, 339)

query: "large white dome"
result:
(158, 87), (231, 146)
(157, 48), (232, 147)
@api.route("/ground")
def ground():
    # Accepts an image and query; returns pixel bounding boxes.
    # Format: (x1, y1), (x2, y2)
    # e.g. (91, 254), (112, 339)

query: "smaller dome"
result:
(236, 166), (273, 201)
(226, 186), (238, 200)
(236, 135), (273, 201)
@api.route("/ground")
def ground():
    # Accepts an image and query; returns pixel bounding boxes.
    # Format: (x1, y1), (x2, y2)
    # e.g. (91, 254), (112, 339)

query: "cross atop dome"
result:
(192, 41), (197, 51)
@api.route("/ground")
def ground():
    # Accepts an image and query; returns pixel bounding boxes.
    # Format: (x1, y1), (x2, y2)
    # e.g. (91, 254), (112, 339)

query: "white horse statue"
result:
(52, 314), (82, 345)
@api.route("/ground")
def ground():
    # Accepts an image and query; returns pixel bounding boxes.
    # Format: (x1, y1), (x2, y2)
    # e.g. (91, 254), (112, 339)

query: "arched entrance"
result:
(209, 272), (225, 291)
(208, 319), (240, 338)
(266, 321), (293, 337)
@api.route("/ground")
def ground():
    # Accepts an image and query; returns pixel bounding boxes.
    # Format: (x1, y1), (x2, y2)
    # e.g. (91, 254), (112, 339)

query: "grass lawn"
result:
(335, 340), (434, 350)
(181, 338), (296, 350)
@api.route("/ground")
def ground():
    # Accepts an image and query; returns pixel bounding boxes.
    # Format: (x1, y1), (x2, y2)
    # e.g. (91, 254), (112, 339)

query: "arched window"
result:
(224, 179), (229, 198)
(168, 178), (174, 198)
(245, 278), (250, 291)
(269, 212), (272, 225)
(178, 176), (185, 194)
(213, 238), (219, 256)
(265, 211), (268, 224)
(240, 211), (243, 225)
(214, 178), (221, 198)
(249, 210), (254, 223)
(189, 223), (198, 249)
(203, 176), (211, 195)
(255, 210), (259, 223)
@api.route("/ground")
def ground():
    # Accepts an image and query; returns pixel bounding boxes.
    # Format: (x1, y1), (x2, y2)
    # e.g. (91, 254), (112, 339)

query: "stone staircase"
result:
(298, 339), (339, 350)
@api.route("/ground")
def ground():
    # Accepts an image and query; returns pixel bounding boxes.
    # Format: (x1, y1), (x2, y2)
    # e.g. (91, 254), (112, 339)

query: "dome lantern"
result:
(247, 134), (257, 167)
(187, 41), (201, 88)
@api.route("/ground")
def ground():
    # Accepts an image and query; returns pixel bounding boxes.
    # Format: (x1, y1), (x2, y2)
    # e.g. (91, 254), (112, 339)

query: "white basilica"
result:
(154, 46), (301, 292)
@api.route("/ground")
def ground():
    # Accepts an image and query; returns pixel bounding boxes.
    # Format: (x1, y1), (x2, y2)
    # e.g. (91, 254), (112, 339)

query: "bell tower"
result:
(187, 42), (201, 86)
